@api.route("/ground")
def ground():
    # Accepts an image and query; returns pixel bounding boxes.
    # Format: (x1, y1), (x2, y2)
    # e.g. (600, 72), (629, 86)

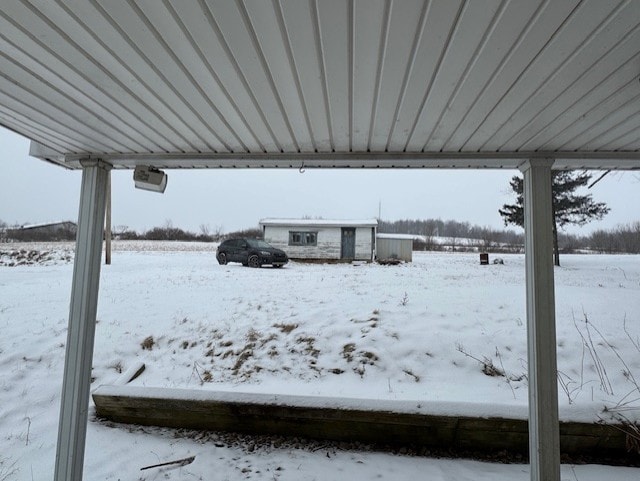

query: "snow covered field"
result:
(1, 241), (639, 480)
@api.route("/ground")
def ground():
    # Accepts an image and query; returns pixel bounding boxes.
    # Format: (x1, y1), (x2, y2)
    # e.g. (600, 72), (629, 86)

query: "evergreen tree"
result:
(499, 171), (609, 266)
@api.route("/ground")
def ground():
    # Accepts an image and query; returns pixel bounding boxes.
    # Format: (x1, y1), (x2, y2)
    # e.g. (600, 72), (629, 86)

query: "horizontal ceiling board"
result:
(26, 0), (201, 151)
(0, 0), (638, 170)
(0, 98), (84, 150)
(0, 87), (109, 153)
(567, 97), (640, 150)
(368, 0), (429, 152)
(351, 0), (385, 152)
(583, 112), (640, 151)
(536, 64), (640, 151)
(94, 0), (230, 152)
(207, 0), (296, 152)
(477, 0), (626, 151)
(47, 150), (640, 171)
(76, 0), (217, 152)
(0, 20), (164, 152)
(501, 4), (640, 151)
(316, 0), (351, 151)
(243, 0), (314, 152)
(444, 0), (582, 152)
(170, 1), (272, 152)
(611, 122), (640, 150)
(495, 2), (640, 152)
(425, 0), (542, 152)
(406, 0), (505, 152)
(0, 110), (69, 153)
(135, 0), (252, 152)
(560, 89), (640, 151)
(517, 50), (640, 151)
(0, 52), (147, 152)
(386, 0), (462, 152)
(280, 0), (332, 152)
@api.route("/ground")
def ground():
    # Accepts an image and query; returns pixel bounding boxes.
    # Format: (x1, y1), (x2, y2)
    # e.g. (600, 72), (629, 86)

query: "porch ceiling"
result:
(1, 0), (639, 170)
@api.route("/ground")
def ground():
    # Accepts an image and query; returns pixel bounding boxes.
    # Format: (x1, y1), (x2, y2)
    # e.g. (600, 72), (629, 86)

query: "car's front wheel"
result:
(248, 255), (260, 268)
(217, 252), (227, 265)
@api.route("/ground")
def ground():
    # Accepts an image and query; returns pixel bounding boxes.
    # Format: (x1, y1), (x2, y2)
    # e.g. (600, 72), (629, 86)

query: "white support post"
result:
(105, 170), (111, 265)
(521, 159), (560, 481)
(55, 160), (110, 481)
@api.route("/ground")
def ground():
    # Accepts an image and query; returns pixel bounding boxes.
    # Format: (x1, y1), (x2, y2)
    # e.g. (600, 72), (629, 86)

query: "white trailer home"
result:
(260, 219), (377, 262)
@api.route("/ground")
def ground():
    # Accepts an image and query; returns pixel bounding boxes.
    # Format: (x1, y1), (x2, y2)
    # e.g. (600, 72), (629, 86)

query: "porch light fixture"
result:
(133, 165), (167, 193)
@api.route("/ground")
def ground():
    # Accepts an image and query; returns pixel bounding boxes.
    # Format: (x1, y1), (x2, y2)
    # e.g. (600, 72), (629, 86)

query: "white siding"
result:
(354, 227), (375, 260)
(264, 225), (374, 261)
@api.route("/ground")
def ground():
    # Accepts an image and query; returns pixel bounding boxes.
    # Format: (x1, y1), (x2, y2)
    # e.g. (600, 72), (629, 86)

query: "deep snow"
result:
(1, 241), (639, 480)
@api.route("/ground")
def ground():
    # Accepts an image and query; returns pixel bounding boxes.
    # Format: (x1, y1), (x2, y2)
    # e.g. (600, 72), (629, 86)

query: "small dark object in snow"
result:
(140, 455), (195, 470)
(493, 258), (504, 265)
(377, 258), (402, 265)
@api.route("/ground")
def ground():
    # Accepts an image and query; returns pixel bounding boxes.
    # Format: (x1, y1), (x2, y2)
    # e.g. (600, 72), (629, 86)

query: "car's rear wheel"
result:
(248, 255), (260, 268)
(217, 252), (227, 265)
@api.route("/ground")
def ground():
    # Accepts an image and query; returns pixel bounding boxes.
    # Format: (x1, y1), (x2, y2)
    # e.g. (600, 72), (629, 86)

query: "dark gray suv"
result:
(216, 238), (288, 268)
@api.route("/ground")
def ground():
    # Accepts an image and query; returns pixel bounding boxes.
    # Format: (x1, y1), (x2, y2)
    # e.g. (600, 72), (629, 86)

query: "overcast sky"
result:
(1, 126), (638, 236)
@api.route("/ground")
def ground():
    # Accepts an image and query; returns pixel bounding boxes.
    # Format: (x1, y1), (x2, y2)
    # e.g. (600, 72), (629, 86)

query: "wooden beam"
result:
(92, 386), (630, 461)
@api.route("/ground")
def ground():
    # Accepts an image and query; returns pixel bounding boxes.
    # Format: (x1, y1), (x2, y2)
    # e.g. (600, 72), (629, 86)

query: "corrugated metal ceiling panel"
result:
(0, 0), (638, 170)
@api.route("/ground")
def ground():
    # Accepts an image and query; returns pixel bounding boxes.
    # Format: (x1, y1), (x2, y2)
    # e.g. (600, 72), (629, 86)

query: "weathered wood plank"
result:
(93, 386), (634, 462)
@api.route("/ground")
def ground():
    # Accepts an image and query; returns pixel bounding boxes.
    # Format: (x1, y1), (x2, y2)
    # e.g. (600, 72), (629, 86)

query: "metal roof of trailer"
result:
(1, 0), (640, 171)
(260, 218), (378, 227)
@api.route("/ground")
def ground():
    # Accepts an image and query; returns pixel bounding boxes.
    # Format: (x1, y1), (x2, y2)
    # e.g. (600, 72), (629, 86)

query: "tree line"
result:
(111, 223), (262, 242)
(587, 223), (640, 254)
(2, 217), (638, 254)
(378, 218), (524, 246)
(378, 218), (640, 255)
(0, 219), (260, 244)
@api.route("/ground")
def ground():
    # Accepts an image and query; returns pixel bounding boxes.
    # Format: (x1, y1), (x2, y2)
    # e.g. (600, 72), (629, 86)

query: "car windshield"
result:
(246, 239), (272, 249)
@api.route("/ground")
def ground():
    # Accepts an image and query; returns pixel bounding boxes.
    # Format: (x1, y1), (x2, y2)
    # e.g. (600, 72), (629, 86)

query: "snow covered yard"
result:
(1, 241), (639, 480)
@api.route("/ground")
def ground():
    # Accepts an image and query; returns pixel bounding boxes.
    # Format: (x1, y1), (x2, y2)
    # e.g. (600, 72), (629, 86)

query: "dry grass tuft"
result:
(273, 323), (298, 334)
(140, 336), (155, 350)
